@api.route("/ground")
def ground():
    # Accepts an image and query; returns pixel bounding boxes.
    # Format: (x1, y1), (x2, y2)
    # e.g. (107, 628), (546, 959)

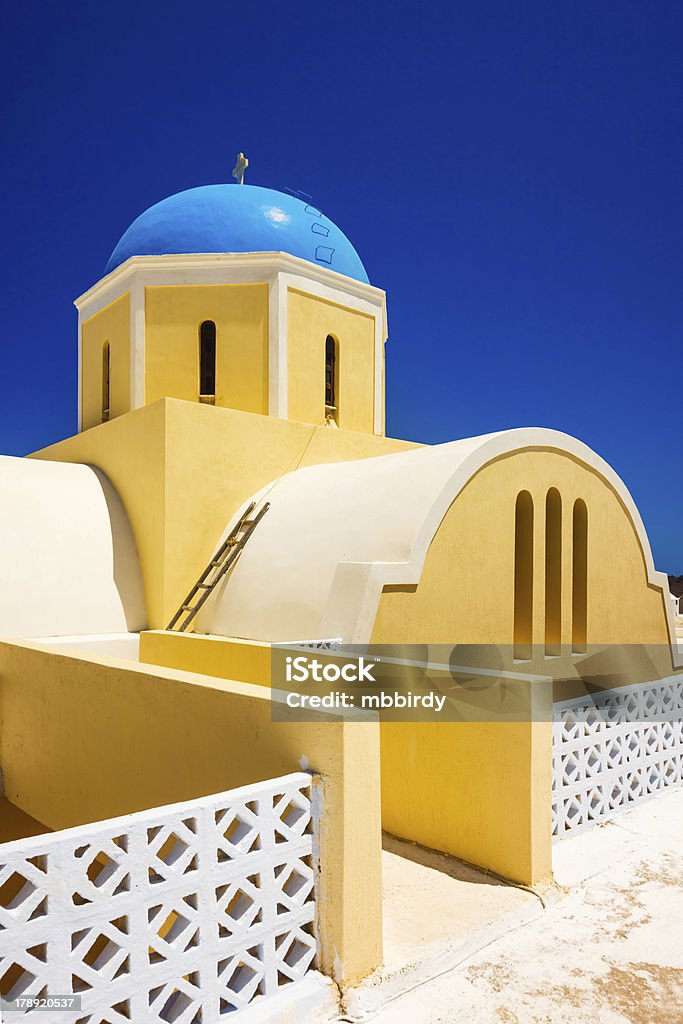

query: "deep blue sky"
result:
(1, 2), (681, 571)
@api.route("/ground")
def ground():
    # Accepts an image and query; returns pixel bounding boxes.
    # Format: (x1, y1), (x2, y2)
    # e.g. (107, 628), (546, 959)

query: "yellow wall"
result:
(145, 284), (269, 414)
(32, 398), (417, 628)
(137, 632), (552, 887)
(381, 713), (552, 886)
(81, 294), (130, 429)
(0, 797), (50, 844)
(81, 281), (384, 434)
(371, 448), (675, 883)
(0, 639), (382, 987)
(287, 288), (377, 433)
(161, 402), (414, 627)
(140, 630), (272, 686)
(372, 450), (672, 653)
(31, 417), (672, 887)
(161, 401), (311, 627)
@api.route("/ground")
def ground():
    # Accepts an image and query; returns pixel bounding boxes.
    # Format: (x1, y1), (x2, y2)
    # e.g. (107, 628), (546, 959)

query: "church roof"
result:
(193, 428), (670, 645)
(105, 184), (369, 282)
(0, 456), (145, 637)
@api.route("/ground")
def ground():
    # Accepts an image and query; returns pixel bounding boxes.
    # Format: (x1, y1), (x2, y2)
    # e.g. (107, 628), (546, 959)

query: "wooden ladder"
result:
(166, 500), (270, 632)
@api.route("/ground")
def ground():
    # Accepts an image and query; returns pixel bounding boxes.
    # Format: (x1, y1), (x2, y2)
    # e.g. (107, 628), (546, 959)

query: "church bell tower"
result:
(76, 162), (387, 436)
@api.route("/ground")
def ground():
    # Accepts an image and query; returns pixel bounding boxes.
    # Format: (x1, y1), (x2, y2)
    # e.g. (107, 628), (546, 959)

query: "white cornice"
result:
(74, 252), (387, 325)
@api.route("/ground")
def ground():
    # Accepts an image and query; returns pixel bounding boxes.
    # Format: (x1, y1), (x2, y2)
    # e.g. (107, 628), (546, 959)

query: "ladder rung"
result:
(167, 501), (269, 631)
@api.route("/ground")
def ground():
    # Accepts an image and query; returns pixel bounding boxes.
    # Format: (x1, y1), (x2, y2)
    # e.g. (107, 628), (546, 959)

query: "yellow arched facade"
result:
(371, 449), (672, 655)
(369, 448), (675, 880)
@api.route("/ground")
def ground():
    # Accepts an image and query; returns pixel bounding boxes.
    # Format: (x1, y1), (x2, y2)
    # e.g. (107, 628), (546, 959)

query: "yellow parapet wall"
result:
(0, 639), (382, 988)
(140, 630), (272, 686)
(139, 630), (554, 887)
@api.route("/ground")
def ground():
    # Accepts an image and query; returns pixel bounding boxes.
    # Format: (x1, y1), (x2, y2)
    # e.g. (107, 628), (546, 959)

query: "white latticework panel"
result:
(553, 677), (683, 839)
(0, 772), (316, 1023)
(286, 640), (343, 652)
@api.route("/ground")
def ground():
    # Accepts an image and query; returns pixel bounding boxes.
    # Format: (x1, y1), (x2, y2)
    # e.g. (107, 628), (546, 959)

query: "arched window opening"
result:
(199, 320), (216, 401)
(101, 341), (110, 423)
(514, 491), (534, 660)
(572, 499), (588, 653)
(325, 335), (337, 414)
(545, 488), (562, 656)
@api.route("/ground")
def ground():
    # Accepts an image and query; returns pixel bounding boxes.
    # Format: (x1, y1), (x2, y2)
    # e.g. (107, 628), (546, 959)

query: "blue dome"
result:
(105, 184), (369, 283)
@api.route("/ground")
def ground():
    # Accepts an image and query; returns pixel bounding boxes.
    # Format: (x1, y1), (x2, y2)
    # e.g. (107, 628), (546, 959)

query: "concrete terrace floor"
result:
(348, 786), (683, 1024)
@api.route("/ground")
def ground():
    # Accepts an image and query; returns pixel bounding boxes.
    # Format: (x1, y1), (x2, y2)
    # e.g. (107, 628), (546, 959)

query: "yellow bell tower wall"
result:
(75, 255), (387, 434)
(81, 293), (130, 429)
(144, 283), (269, 413)
(287, 288), (378, 432)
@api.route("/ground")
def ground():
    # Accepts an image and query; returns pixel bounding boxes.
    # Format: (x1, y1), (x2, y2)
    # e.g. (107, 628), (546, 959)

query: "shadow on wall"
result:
(90, 465), (147, 631)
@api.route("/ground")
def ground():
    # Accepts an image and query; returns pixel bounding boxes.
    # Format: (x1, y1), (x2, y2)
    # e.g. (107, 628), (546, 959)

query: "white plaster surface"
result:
(195, 428), (676, 653)
(28, 632), (141, 661)
(352, 788), (683, 1024)
(235, 972), (338, 1023)
(0, 456), (146, 637)
(0, 772), (317, 1022)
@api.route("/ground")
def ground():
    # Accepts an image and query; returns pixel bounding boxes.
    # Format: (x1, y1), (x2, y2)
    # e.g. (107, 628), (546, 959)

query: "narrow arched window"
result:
(101, 341), (110, 422)
(514, 491), (534, 660)
(325, 335), (337, 410)
(545, 488), (562, 656)
(199, 320), (216, 400)
(572, 499), (588, 653)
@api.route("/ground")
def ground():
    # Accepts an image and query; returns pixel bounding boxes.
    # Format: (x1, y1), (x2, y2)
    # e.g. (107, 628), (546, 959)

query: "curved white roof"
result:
(195, 427), (676, 651)
(0, 456), (146, 638)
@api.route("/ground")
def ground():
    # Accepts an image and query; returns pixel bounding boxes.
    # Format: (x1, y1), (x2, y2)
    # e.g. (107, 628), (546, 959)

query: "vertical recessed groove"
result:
(514, 491), (534, 660)
(101, 341), (110, 422)
(544, 488), (562, 656)
(572, 499), (588, 653)
(199, 320), (216, 399)
(325, 334), (338, 424)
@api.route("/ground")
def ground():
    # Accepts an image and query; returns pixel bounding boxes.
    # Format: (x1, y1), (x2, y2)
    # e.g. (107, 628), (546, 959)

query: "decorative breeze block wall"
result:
(0, 772), (316, 1023)
(553, 676), (683, 839)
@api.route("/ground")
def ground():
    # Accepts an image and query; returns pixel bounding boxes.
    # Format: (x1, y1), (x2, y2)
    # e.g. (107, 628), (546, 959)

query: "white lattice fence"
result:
(0, 772), (317, 1023)
(553, 677), (683, 839)
(286, 640), (343, 652)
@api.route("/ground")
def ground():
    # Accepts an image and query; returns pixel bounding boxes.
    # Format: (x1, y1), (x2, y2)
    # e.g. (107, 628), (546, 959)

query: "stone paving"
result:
(353, 788), (683, 1024)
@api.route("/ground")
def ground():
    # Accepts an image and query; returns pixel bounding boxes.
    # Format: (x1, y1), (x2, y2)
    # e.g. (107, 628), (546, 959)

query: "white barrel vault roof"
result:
(195, 427), (677, 651)
(0, 455), (146, 638)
